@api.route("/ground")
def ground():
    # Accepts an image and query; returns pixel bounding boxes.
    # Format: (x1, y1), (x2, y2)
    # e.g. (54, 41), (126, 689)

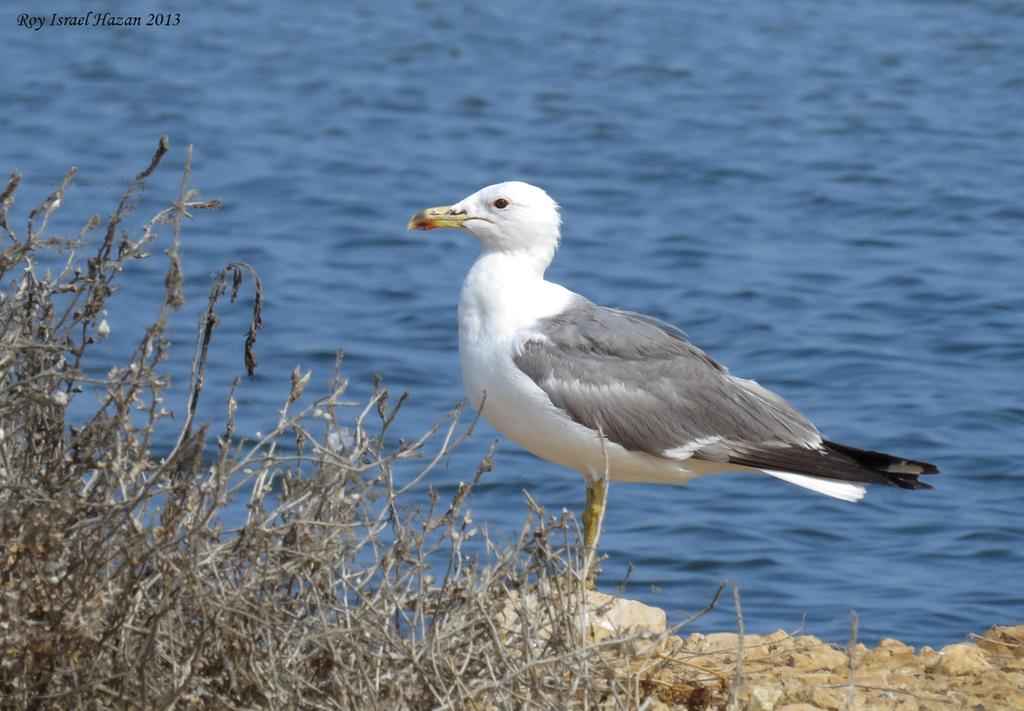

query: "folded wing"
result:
(513, 297), (937, 493)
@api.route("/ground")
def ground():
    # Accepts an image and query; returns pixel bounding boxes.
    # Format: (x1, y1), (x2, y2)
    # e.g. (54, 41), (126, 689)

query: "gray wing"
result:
(514, 297), (820, 458)
(514, 297), (936, 489)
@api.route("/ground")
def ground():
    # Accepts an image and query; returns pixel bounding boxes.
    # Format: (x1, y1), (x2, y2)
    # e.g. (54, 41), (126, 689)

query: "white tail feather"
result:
(764, 470), (867, 502)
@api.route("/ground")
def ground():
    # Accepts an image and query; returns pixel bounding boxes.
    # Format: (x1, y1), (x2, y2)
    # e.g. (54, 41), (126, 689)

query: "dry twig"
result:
(1, 139), (718, 710)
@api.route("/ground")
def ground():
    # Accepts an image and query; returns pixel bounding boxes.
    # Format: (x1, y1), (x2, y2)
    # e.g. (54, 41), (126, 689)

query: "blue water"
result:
(3, 0), (1023, 647)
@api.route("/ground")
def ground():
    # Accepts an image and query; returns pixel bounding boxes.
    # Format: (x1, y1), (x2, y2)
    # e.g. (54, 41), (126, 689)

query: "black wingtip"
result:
(889, 474), (934, 491)
(822, 439), (939, 490)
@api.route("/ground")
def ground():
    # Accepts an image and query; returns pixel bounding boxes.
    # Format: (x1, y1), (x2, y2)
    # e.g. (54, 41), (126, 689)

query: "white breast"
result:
(457, 252), (715, 485)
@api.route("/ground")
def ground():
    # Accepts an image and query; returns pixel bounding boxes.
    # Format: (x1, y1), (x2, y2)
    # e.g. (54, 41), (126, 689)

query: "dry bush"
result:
(0, 139), (691, 710)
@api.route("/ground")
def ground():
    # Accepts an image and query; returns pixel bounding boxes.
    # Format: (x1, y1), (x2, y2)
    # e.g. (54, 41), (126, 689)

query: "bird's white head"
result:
(408, 181), (561, 267)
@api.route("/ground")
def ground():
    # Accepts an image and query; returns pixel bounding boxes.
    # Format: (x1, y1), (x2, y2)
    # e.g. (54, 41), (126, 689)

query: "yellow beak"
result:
(407, 205), (468, 231)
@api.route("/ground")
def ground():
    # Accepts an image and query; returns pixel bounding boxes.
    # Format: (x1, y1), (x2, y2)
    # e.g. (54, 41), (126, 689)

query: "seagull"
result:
(408, 181), (938, 579)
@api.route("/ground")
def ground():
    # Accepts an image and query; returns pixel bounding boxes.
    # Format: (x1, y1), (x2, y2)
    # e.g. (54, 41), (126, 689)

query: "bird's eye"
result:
(492, 198), (510, 209)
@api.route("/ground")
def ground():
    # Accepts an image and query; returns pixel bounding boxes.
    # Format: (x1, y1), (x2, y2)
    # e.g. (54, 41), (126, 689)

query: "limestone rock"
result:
(496, 588), (667, 651)
(766, 629), (797, 653)
(807, 686), (844, 710)
(878, 638), (914, 655)
(565, 598), (1021, 711)
(585, 590), (666, 644)
(851, 668), (891, 687)
(891, 697), (920, 711)
(745, 684), (783, 711)
(700, 631), (741, 654)
(660, 634), (691, 656)
(788, 644), (848, 672)
(863, 637), (921, 672)
(935, 643), (993, 676)
(684, 632), (706, 650)
(917, 644), (939, 669)
(744, 634), (771, 659)
(975, 624), (1024, 658)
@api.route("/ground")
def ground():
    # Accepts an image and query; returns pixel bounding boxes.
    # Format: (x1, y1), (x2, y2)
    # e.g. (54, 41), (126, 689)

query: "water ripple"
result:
(3, 0), (1022, 647)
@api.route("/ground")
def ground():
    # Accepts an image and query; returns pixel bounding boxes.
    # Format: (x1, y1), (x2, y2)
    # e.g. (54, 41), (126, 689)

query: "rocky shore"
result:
(585, 592), (1024, 710)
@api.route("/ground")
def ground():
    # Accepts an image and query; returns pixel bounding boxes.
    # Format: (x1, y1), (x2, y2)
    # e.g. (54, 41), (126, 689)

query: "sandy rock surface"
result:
(588, 594), (1024, 710)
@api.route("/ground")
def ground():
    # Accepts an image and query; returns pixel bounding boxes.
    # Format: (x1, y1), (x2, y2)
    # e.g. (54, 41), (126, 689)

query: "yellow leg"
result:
(582, 477), (607, 590)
